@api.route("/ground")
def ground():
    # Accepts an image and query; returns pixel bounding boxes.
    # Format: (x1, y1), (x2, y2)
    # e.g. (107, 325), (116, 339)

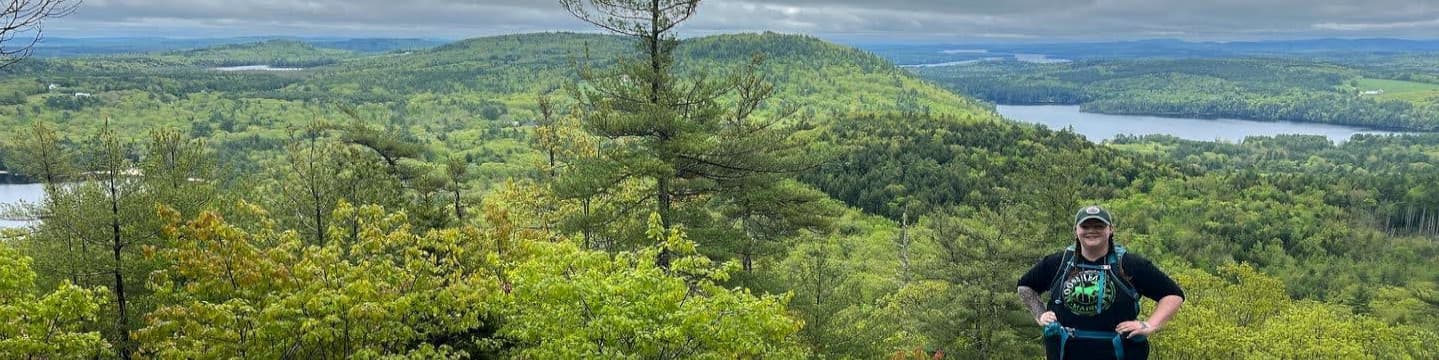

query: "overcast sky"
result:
(42, 0), (1439, 43)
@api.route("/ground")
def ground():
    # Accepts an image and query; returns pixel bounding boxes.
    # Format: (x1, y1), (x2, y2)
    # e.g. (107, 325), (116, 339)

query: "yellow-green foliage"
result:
(138, 202), (500, 359)
(500, 214), (805, 359)
(1106, 141), (1177, 155)
(0, 242), (111, 359)
(134, 199), (806, 359)
(1158, 264), (1439, 359)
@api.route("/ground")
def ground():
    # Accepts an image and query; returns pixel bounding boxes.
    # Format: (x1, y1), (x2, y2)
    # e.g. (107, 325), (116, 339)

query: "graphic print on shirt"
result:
(1061, 269), (1116, 316)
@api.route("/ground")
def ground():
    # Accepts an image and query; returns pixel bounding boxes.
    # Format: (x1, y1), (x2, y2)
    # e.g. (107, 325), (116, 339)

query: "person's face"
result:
(1074, 219), (1112, 247)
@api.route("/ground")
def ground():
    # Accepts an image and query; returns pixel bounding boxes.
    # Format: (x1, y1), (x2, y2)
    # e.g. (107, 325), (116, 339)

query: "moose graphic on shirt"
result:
(1073, 282), (1102, 298)
(1061, 270), (1116, 316)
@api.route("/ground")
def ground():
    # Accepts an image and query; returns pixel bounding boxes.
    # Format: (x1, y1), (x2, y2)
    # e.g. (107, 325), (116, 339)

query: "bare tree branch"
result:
(0, 0), (79, 68)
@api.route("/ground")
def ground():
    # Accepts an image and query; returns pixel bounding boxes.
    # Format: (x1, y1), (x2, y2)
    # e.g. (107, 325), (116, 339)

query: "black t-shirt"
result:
(1018, 248), (1184, 360)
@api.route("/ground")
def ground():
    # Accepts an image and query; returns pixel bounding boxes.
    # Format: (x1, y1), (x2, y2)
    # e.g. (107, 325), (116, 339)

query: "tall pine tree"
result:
(559, 0), (818, 267)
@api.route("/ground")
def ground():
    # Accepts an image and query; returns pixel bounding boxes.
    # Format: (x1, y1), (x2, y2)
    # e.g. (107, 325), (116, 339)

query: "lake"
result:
(900, 54), (1067, 68)
(212, 65), (304, 71)
(0, 182), (44, 229)
(996, 105), (1410, 143)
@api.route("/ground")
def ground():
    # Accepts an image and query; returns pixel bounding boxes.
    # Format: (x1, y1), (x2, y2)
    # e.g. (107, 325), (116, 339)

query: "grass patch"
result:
(1106, 142), (1175, 155)
(1355, 78), (1439, 104)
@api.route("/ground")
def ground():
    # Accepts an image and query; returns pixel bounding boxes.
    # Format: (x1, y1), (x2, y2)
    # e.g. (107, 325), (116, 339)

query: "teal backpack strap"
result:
(1044, 322), (1147, 360)
(1096, 263), (1108, 312)
(1111, 245), (1140, 304)
(1044, 322), (1070, 358)
(1050, 246), (1077, 298)
(1069, 245), (1140, 313)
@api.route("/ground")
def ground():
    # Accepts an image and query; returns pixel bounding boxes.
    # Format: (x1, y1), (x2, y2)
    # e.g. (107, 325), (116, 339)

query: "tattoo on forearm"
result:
(1018, 286), (1046, 318)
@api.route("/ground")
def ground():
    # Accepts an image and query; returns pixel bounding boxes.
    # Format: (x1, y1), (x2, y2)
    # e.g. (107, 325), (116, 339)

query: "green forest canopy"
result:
(0, 25), (1437, 359)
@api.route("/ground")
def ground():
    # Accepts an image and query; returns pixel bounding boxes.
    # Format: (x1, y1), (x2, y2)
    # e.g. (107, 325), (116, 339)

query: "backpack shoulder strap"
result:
(1112, 245), (1131, 281)
(1110, 245), (1139, 299)
(1049, 246), (1077, 294)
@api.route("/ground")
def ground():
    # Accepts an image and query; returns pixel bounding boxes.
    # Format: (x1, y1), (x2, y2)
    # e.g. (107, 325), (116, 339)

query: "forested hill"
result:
(292, 32), (627, 96)
(0, 31), (1001, 180)
(679, 32), (890, 67)
(0, 31), (1003, 138)
(293, 32), (993, 117)
(157, 39), (358, 67)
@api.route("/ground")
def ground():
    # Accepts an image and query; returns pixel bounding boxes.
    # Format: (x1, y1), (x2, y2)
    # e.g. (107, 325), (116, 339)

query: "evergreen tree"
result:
(560, 0), (819, 267)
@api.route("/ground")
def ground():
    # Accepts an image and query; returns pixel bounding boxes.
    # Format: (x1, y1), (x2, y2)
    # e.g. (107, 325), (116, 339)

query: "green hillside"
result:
(156, 39), (358, 67)
(0, 32), (1002, 185)
(5, 25), (1439, 359)
(282, 32), (994, 117)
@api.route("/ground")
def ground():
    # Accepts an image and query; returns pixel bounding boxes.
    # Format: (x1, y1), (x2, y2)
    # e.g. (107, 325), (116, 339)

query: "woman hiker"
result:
(1017, 205), (1185, 360)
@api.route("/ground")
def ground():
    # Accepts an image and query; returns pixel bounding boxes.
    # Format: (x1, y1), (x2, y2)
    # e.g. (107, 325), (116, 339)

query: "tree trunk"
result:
(452, 187), (465, 222)
(312, 188), (324, 245)
(648, 0), (672, 270)
(656, 176), (672, 269)
(900, 209), (911, 284)
(1421, 210), (1433, 237)
(1408, 205), (1417, 234)
(110, 173), (131, 360)
(1421, 208), (1428, 236)
(582, 197), (593, 250)
(309, 138), (327, 246)
(649, 0), (662, 105)
(112, 246), (129, 360)
(548, 148), (557, 179)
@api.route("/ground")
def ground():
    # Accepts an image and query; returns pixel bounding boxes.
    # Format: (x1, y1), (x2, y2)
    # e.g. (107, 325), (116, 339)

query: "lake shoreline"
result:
(996, 104), (1415, 143)
(1075, 107), (1423, 133)
(0, 172), (35, 185)
(211, 65), (305, 71)
(0, 182), (45, 229)
(978, 101), (1425, 133)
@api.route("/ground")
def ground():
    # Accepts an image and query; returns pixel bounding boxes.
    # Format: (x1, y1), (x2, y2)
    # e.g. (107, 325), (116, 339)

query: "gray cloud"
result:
(1314, 18), (1439, 31)
(41, 0), (1439, 41)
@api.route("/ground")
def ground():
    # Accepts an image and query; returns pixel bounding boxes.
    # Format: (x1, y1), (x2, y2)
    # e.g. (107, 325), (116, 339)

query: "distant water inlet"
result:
(899, 53), (1070, 68)
(996, 105), (1412, 143)
(212, 65), (304, 71)
(0, 183), (44, 229)
(899, 58), (1003, 68)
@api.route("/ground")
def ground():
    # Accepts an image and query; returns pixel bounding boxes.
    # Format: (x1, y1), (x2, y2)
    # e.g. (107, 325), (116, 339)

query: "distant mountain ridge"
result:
(32, 37), (445, 57)
(862, 38), (1439, 65)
